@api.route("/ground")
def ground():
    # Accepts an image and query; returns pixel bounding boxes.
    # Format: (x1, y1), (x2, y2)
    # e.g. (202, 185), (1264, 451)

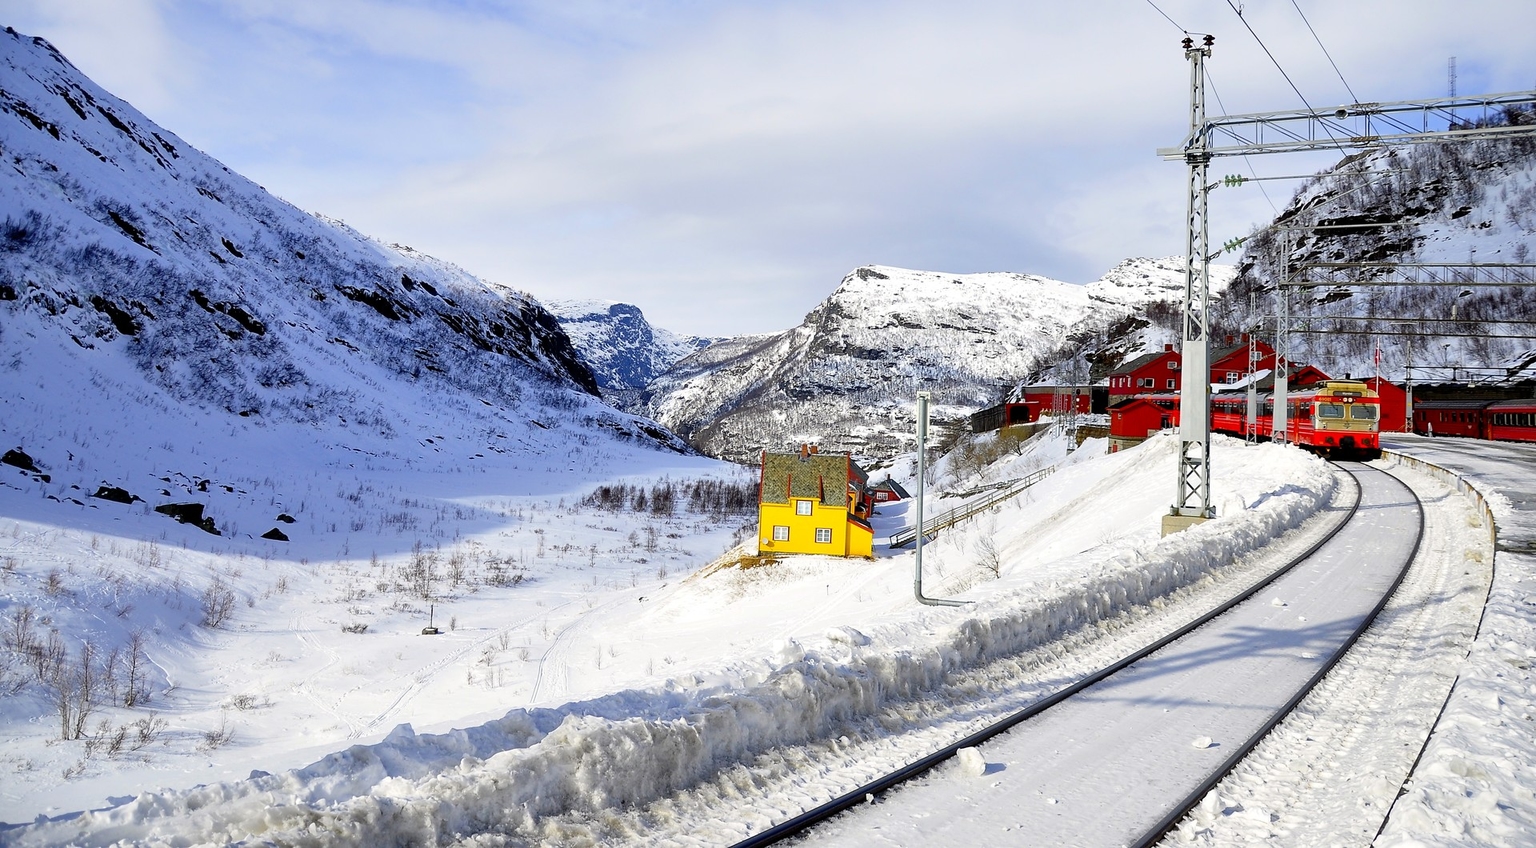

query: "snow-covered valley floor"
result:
(3, 427), (1532, 847)
(4, 430), (1353, 845)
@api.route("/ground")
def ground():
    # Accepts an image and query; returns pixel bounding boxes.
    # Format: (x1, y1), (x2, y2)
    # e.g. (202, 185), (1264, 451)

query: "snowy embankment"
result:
(1371, 440), (1536, 846)
(12, 435), (1337, 846)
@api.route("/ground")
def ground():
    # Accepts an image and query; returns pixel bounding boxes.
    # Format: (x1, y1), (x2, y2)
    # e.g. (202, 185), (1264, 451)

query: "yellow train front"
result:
(1213, 380), (1382, 460)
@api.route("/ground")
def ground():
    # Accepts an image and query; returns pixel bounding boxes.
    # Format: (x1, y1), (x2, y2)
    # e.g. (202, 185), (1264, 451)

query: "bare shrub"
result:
(201, 577), (236, 628)
(201, 710), (234, 750)
(341, 622), (369, 634)
(975, 535), (1002, 579)
(122, 629), (150, 707)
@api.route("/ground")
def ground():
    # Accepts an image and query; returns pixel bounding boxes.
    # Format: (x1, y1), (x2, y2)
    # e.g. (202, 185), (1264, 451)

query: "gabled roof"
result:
(760, 452), (858, 505)
(1111, 349), (1175, 376)
(871, 478), (910, 498)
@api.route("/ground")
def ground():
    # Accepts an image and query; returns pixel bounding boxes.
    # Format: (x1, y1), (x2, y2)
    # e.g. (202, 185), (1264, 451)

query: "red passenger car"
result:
(1412, 400), (1492, 439)
(1485, 399), (1536, 443)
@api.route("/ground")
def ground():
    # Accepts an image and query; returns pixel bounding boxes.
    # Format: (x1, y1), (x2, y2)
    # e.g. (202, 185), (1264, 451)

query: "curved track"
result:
(734, 463), (1423, 847)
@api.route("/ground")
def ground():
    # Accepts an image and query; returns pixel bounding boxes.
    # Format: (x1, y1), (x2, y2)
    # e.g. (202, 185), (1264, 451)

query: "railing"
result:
(888, 464), (1057, 548)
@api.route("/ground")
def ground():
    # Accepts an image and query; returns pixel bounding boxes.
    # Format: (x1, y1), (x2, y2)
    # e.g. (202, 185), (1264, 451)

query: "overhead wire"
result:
(1206, 69), (1280, 216)
(1288, 0), (1359, 105)
(1221, 0), (1350, 155)
(1142, 0), (1190, 33)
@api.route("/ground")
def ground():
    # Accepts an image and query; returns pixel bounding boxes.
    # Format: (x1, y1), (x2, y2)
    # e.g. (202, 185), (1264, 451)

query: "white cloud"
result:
(9, 0), (1536, 335)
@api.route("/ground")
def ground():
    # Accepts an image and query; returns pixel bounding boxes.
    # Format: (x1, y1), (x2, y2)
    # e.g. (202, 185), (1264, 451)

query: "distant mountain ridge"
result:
(544, 299), (715, 405)
(640, 259), (1233, 463)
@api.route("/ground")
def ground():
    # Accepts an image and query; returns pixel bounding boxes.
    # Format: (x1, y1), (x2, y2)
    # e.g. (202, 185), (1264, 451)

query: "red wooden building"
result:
(1108, 336), (1278, 402)
(1108, 395), (1179, 452)
(1362, 377), (1408, 434)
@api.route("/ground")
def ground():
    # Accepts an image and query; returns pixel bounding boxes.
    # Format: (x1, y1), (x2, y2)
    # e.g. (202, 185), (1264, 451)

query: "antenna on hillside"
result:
(1448, 56), (1457, 98)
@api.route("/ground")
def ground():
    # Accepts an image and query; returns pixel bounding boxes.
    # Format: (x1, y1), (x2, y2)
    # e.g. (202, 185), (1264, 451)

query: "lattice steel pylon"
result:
(1156, 43), (1536, 535)
(1169, 34), (1217, 531)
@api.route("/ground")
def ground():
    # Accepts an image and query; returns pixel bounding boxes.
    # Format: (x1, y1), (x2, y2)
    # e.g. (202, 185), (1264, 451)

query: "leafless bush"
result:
(201, 577), (236, 628)
(133, 713), (167, 748)
(975, 535), (1002, 579)
(229, 692), (260, 711)
(52, 639), (99, 740)
(121, 629), (150, 707)
(341, 621), (368, 634)
(201, 710), (234, 750)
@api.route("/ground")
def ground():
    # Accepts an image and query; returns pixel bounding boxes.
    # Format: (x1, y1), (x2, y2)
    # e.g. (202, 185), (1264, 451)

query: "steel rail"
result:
(731, 465), (1373, 848)
(1129, 463), (1424, 847)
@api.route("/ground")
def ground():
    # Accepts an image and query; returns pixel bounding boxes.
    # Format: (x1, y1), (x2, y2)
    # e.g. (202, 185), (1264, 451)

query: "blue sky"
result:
(9, 1), (1536, 335)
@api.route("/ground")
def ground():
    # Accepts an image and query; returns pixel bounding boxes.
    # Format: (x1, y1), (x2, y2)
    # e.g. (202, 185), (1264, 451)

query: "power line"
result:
(1289, 0), (1359, 105)
(1142, 0), (1189, 33)
(1222, 0), (1348, 155)
(1206, 69), (1279, 216)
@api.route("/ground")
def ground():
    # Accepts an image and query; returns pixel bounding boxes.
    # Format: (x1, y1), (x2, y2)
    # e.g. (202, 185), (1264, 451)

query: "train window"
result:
(1349, 405), (1376, 420)
(1316, 403), (1345, 419)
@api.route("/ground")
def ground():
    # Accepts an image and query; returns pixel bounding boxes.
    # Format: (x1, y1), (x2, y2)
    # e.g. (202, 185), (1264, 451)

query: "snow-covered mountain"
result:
(0, 30), (698, 446)
(0, 28), (695, 534)
(641, 260), (1232, 464)
(543, 299), (714, 407)
(1220, 124), (1536, 382)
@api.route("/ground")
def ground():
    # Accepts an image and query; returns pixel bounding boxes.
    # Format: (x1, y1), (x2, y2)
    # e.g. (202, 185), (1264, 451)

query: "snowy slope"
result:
(1221, 132), (1536, 381)
(643, 260), (1233, 464)
(0, 28), (741, 828)
(543, 299), (714, 405)
(0, 29), (673, 432)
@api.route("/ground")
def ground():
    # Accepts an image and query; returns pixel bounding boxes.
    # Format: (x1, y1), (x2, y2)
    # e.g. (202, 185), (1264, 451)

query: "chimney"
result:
(1225, 334), (1235, 345)
(799, 444), (810, 460)
(809, 444), (819, 455)
(1164, 343), (1174, 353)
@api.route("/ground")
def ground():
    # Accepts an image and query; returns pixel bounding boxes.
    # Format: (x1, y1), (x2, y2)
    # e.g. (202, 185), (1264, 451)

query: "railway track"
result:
(733, 462), (1423, 847)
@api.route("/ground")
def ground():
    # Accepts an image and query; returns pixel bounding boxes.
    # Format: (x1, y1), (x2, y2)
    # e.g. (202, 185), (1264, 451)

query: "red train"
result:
(1211, 380), (1383, 459)
(1413, 398), (1536, 443)
(1110, 380), (1383, 459)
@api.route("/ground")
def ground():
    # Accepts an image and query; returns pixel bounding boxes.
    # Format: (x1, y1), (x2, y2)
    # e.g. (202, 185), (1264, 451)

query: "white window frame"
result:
(1166, 378), (1176, 389)
(1138, 377), (1155, 389)
(815, 528), (833, 544)
(795, 499), (813, 516)
(772, 525), (789, 541)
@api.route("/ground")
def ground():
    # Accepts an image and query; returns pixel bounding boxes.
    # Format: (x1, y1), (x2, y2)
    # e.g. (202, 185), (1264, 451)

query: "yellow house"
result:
(757, 445), (875, 558)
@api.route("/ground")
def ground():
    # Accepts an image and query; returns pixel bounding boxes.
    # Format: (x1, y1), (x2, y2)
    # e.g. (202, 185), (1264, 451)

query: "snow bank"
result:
(12, 436), (1337, 846)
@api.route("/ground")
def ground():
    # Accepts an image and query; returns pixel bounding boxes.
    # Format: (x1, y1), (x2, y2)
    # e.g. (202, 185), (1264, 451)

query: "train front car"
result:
(1298, 380), (1382, 459)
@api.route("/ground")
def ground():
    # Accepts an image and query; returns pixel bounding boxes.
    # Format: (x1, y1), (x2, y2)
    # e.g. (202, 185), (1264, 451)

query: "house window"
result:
(1138, 377), (1155, 389)
(1166, 378), (1176, 389)
(815, 528), (832, 544)
(795, 499), (813, 516)
(772, 525), (790, 541)
(1225, 371), (1239, 383)
(1167, 360), (1178, 370)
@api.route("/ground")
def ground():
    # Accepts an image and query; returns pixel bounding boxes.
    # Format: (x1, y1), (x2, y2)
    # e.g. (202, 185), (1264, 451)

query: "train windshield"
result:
(1349, 405), (1377, 420)
(1316, 403), (1346, 419)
